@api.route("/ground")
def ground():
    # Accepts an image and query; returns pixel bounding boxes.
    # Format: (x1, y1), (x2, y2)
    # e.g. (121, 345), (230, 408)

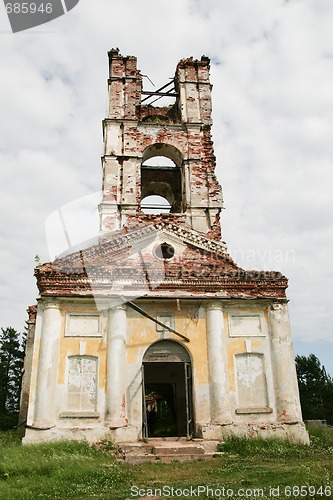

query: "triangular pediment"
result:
(49, 222), (236, 271)
(36, 222), (288, 300)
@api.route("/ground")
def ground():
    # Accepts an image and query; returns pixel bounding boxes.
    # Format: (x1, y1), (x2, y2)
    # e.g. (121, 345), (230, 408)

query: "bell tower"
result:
(22, 49), (309, 448)
(99, 48), (224, 240)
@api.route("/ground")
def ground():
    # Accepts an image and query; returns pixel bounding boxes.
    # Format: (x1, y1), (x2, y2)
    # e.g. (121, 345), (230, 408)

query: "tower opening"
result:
(141, 144), (184, 214)
(140, 195), (171, 214)
(143, 156), (176, 167)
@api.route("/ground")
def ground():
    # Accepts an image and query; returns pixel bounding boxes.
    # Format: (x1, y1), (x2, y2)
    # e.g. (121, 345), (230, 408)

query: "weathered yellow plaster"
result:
(126, 303), (209, 385)
(58, 337), (106, 387)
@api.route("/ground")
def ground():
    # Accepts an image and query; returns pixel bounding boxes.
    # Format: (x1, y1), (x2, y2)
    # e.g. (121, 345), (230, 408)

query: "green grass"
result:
(0, 436), (131, 499)
(0, 426), (332, 499)
(217, 426), (333, 458)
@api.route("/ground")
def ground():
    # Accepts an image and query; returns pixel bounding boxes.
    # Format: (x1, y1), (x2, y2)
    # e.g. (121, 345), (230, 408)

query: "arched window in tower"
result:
(140, 194), (172, 214)
(140, 143), (184, 215)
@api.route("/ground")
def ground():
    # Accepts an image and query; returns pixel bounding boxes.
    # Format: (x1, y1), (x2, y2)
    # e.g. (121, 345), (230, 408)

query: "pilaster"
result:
(33, 300), (62, 429)
(206, 301), (230, 423)
(105, 304), (127, 428)
(268, 302), (303, 422)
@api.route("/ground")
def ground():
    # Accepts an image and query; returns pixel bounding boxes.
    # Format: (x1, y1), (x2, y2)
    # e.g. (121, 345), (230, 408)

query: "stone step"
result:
(117, 439), (221, 462)
(118, 443), (152, 456)
(152, 444), (204, 455)
(124, 452), (224, 463)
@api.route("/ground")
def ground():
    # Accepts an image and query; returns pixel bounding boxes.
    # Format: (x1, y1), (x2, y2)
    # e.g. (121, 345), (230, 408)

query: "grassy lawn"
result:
(0, 426), (332, 499)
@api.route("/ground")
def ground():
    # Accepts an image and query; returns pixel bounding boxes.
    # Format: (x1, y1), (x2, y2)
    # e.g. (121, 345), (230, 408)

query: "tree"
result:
(0, 327), (25, 429)
(295, 354), (333, 425)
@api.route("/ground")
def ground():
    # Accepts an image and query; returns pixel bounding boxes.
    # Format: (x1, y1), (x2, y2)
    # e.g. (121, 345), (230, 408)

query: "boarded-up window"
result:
(235, 353), (268, 409)
(66, 356), (97, 411)
(65, 314), (101, 337)
(229, 314), (264, 337)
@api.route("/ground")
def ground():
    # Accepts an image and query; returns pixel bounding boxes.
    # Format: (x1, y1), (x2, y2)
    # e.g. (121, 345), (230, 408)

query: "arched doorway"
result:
(142, 340), (193, 439)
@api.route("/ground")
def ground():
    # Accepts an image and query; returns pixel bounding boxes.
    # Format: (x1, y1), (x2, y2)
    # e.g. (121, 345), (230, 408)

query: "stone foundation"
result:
(22, 425), (140, 445)
(23, 421), (309, 446)
(200, 421), (309, 444)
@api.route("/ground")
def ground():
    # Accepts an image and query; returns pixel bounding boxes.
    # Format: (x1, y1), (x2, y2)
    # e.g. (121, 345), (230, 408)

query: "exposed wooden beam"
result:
(127, 301), (190, 342)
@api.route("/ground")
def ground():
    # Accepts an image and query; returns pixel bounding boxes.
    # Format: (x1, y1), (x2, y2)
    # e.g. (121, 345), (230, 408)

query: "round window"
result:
(155, 243), (175, 260)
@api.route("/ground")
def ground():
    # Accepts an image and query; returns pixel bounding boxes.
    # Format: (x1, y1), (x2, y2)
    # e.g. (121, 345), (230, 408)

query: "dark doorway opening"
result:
(143, 361), (193, 438)
(145, 381), (176, 437)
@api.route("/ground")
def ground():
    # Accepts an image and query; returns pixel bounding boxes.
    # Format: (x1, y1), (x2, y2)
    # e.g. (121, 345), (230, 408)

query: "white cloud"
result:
(0, 0), (332, 373)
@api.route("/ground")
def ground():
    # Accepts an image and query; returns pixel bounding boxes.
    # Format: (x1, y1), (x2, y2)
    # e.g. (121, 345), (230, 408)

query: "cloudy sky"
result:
(0, 0), (332, 374)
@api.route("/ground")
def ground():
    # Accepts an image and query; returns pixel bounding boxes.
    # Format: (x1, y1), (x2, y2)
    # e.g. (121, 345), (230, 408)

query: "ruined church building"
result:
(21, 50), (308, 445)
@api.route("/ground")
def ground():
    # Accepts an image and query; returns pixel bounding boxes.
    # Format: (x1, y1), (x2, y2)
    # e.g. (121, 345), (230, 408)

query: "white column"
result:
(105, 304), (127, 428)
(269, 302), (303, 422)
(33, 301), (62, 429)
(206, 302), (230, 423)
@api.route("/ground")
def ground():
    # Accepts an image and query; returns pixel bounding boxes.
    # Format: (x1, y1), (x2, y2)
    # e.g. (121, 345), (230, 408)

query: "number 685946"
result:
(5, 3), (53, 14)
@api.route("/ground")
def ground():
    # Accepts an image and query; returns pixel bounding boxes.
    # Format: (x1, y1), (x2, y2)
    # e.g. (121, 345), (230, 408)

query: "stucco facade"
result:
(21, 50), (308, 445)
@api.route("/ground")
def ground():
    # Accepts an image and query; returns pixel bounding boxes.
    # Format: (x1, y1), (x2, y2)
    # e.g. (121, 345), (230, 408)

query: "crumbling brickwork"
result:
(35, 221), (288, 301)
(100, 49), (223, 237)
(22, 51), (308, 447)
